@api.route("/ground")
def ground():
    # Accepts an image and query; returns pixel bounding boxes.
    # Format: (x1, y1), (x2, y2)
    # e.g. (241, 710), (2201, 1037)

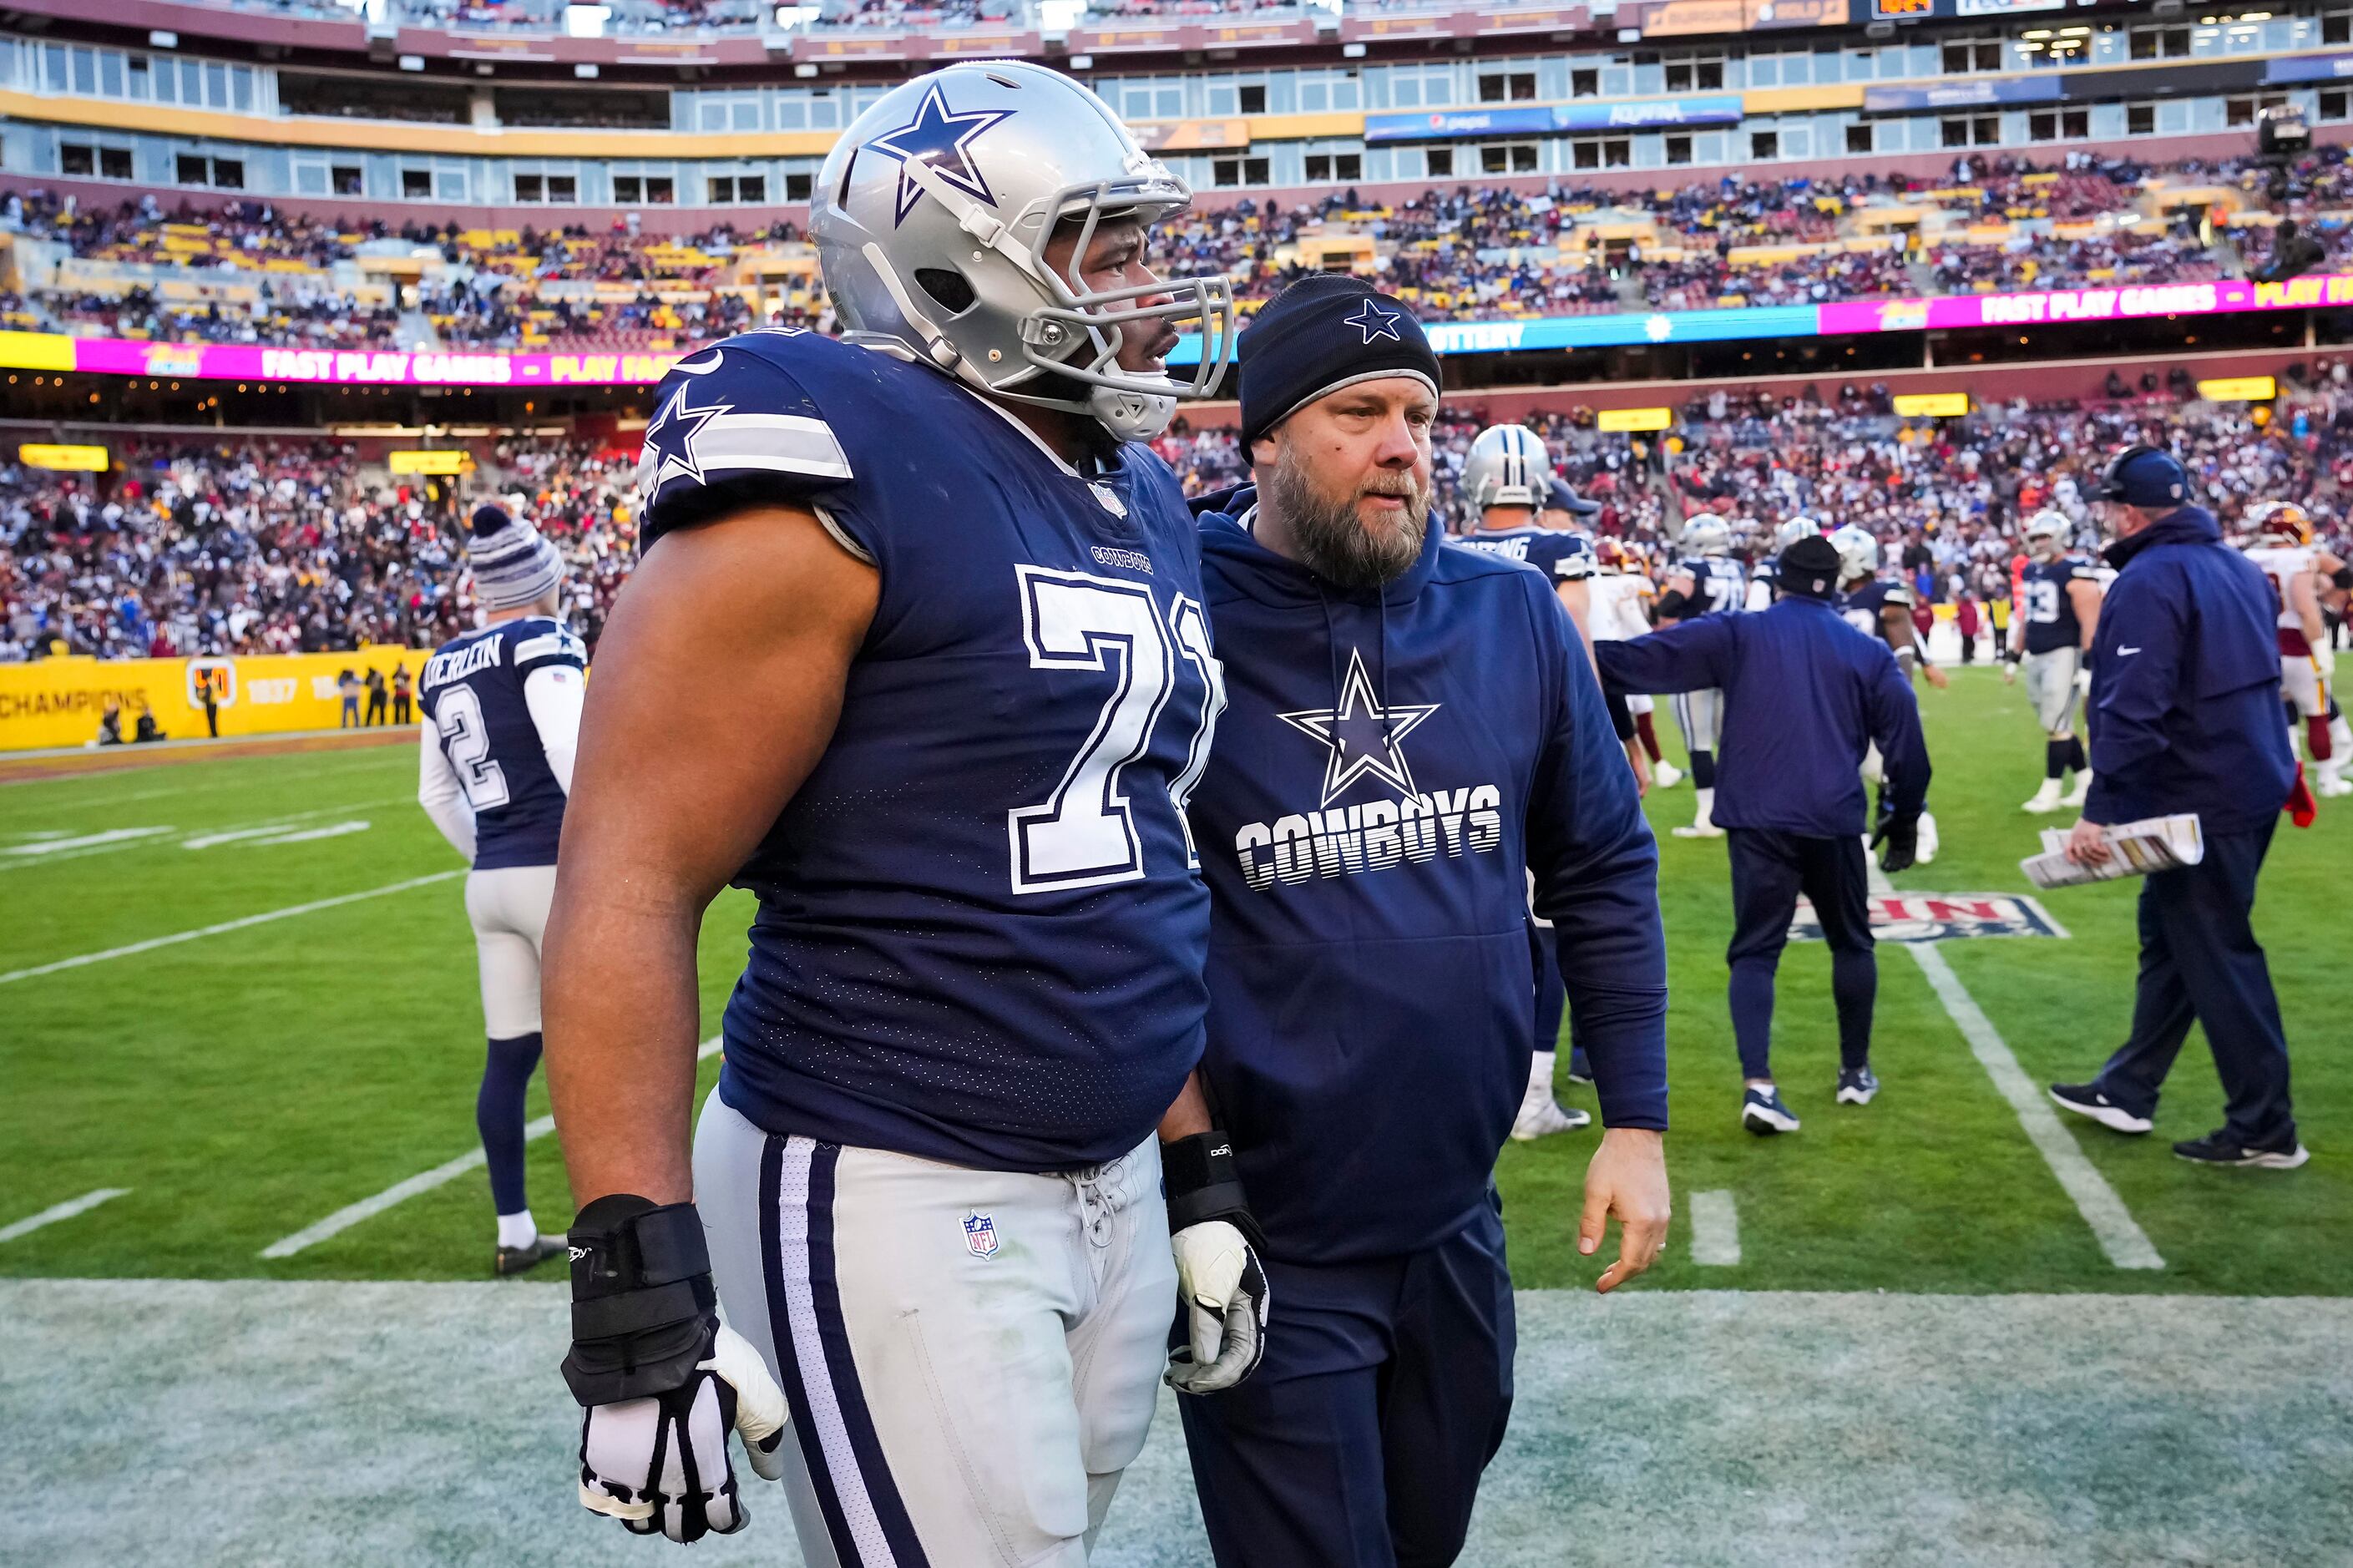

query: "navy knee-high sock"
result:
(478, 1031), (543, 1216)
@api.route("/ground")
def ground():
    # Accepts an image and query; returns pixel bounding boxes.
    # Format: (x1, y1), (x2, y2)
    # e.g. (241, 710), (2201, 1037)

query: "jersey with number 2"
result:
(417, 615), (584, 870)
(633, 328), (1223, 1173)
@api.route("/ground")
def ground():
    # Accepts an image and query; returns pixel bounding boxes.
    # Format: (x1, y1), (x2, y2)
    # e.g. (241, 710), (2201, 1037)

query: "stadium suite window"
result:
(2029, 109), (2091, 140)
(2322, 89), (2352, 121)
(1847, 122), (1873, 154)
(2226, 94), (2289, 125)
(786, 171), (814, 201)
(708, 175), (767, 204)
(1303, 153), (1362, 183)
(1483, 141), (1541, 173)
(1666, 134), (1693, 164)
(1211, 155), (1271, 188)
(1571, 68), (1598, 97)
(1573, 137), (1632, 169)
(1941, 114), (2001, 147)
(2327, 9), (2353, 44)
(2130, 24), (2191, 58)
(1424, 146), (1453, 177)
(1941, 36), (2004, 73)
(613, 175), (676, 204)
(2128, 103), (2157, 135)
(1662, 57), (1724, 92)
(1478, 72), (1537, 103)
(1239, 83), (1267, 114)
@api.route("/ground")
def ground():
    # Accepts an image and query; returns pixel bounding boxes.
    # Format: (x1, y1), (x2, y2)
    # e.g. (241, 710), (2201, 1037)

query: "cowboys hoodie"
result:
(1187, 486), (1668, 1266)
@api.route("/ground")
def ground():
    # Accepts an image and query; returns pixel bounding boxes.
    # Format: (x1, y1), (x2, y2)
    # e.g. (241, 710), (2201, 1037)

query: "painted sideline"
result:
(0, 870), (463, 986)
(1870, 860), (2165, 1271)
(260, 1037), (726, 1259)
(0, 1188), (130, 1244)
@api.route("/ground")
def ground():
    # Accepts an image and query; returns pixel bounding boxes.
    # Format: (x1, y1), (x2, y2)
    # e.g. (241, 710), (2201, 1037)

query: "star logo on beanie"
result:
(1343, 297), (1403, 346)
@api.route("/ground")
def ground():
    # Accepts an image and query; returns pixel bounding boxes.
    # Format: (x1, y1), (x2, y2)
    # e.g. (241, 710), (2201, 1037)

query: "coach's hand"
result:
(2064, 815), (2111, 867)
(564, 1196), (789, 1541)
(1581, 1127), (1669, 1294)
(1167, 1218), (1271, 1395)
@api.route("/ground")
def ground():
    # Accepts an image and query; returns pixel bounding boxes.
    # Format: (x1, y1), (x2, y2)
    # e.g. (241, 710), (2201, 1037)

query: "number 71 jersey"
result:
(635, 329), (1224, 1173)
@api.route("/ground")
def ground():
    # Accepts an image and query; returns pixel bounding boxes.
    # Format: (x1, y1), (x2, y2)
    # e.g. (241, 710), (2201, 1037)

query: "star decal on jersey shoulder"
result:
(865, 84), (1015, 227)
(639, 382), (733, 493)
(1343, 296), (1403, 346)
(1277, 647), (1441, 807)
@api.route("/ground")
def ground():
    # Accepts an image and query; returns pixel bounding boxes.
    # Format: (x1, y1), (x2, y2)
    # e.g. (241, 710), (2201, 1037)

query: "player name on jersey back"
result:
(419, 616), (584, 871)
(634, 328), (1220, 1172)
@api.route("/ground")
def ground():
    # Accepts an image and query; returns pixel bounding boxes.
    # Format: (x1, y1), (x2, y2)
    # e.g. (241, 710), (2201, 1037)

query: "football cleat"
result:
(1510, 1098), (1592, 1141)
(495, 1234), (567, 1277)
(1651, 760), (1683, 789)
(2022, 779), (2065, 813)
(2173, 1130), (2310, 1169)
(2047, 1083), (2152, 1135)
(1741, 1085), (1801, 1136)
(1835, 1066), (1879, 1105)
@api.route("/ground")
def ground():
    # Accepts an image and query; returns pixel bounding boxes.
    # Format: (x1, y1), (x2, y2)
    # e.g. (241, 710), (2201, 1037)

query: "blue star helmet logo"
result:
(864, 84), (1016, 227)
(1343, 296), (1404, 346)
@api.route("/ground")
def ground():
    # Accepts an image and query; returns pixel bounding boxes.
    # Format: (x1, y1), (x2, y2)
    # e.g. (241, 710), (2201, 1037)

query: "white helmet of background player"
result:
(1461, 424), (1556, 510)
(1829, 524), (1880, 585)
(2022, 508), (2072, 562)
(2248, 498), (2313, 547)
(1774, 515), (1822, 551)
(1681, 512), (1732, 557)
(811, 61), (1237, 443)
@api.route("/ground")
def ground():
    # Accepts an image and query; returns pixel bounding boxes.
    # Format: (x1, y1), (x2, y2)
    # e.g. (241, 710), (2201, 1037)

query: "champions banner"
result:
(0, 647), (417, 751)
(13, 269), (2353, 385)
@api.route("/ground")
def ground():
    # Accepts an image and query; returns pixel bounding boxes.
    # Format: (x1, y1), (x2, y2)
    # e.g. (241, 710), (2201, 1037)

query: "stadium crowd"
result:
(11, 144), (2350, 352)
(13, 378), (2351, 665)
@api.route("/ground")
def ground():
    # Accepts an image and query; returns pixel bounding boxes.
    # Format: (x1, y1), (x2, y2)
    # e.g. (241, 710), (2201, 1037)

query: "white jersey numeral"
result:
(1010, 569), (1178, 893)
(1166, 595), (1227, 870)
(2025, 579), (2062, 625)
(434, 685), (511, 811)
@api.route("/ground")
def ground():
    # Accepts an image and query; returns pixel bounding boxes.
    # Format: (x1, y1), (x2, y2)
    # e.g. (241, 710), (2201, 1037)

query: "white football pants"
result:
(2022, 646), (2083, 736)
(1672, 688), (1723, 755)
(463, 863), (554, 1039)
(693, 1092), (1174, 1568)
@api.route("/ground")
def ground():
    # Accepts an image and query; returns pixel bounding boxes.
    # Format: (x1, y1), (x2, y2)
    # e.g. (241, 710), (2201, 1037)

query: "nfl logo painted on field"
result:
(1791, 893), (2070, 943)
(961, 1211), (999, 1259)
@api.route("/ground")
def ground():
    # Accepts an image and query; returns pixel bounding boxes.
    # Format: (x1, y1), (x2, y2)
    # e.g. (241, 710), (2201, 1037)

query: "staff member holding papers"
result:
(2047, 447), (2306, 1170)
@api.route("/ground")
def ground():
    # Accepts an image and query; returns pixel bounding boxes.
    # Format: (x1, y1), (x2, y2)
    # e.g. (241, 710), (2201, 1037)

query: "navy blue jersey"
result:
(1455, 525), (1593, 585)
(1677, 555), (1748, 615)
(1839, 575), (1915, 643)
(417, 615), (583, 870)
(1185, 490), (1666, 1263)
(1752, 554), (1779, 596)
(635, 327), (1219, 1172)
(2020, 556), (2094, 655)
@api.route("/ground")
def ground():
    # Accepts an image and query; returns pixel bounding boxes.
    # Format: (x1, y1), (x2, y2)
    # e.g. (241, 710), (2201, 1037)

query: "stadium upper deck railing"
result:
(7, 271), (2352, 387)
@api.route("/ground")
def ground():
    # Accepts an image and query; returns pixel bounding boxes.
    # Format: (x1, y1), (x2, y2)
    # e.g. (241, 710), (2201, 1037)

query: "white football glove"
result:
(2074, 665), (2092, 693)
(1166, 1219), (1270, 1396)
(2315, 645), (2336, 684)
(579, 1321), (789, 1540)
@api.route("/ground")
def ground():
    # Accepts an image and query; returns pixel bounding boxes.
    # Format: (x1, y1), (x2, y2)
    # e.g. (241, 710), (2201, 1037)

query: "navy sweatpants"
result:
(1724, 828), (1876, 1081)
(1527, 920), (1565, 1052)
(1180, 1199), (1515, 1568)
(2096, 820), (2296, 1146)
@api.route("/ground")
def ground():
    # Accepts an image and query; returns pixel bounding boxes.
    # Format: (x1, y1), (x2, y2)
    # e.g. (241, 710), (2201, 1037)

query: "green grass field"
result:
(5, 672), (2350, 1568)
(0, 666), (2343, 1295)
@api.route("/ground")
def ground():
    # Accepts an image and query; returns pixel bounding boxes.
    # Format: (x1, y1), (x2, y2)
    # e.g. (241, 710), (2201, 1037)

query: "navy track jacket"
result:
(2085, 506), (2294, 835)
(1596, 594), (1930, 837)
(1186, 486), (1667, 1265)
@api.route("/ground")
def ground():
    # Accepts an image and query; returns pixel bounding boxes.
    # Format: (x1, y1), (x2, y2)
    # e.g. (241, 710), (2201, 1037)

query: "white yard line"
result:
(0, 871), (464, 987)
(260, 1038), (726, 1259)
(0, 1188), (130, 1243)
(247, 821), (371, 847)
(0, 798), (410, 871)
(3, 826), (175, 856)
(1688, 1190), (1742, 1267)
(1870, 862), (2165, 1272)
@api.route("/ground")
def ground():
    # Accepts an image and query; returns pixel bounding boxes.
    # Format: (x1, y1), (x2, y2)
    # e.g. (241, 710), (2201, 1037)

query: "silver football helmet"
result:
(1774, 515), (1822, 551)
(1680, 513), (1732, 557)
(2022, 508), (2072, 561)
(1829, 524), (1880, 584)
(812, 61), (1236, 443)
(1460, 424), (1556, 511)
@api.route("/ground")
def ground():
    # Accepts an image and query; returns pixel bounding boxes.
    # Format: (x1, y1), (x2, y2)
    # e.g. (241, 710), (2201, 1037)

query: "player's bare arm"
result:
(544, 503), (878, 1207)
(2070, 577), (2103, 651)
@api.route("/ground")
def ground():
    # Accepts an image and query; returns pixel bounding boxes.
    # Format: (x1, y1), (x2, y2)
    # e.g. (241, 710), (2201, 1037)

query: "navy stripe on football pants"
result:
(759, 1134), (933, 1568)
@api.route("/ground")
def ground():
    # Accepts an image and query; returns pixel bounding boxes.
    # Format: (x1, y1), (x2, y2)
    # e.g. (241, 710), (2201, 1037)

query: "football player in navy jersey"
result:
(1455, 425), (1599, 648)
(538, 62), (1241, 1554)
(1831, 524), (1945, 863)
(1655, 513), (1747, 837)
(2006, 508), (2105, 812)
(1748, 514), (1824, 609)
(417, 504), (587, 1277)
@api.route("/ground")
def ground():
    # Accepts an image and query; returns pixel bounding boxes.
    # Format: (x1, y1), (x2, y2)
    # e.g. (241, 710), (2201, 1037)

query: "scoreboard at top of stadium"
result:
(1873, 0), (1936, 14)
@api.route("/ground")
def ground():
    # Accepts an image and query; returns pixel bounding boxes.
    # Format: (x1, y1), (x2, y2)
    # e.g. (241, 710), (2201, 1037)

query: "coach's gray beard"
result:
(1265, 454), (1430, 592)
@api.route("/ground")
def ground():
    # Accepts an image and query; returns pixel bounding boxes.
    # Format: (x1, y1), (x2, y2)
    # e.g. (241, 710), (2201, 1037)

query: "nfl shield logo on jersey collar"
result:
(961, 1211), (1000, 1259)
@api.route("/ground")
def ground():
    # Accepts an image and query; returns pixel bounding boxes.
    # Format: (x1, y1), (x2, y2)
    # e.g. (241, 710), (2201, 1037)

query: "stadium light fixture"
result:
(565, 3), (612, 38)
(794, 62), (819, 77)
(148, 30), (178, 48)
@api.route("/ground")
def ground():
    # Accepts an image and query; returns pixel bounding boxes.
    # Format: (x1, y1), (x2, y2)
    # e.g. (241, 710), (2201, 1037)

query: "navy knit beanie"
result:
(1238, 274), (1444, 451)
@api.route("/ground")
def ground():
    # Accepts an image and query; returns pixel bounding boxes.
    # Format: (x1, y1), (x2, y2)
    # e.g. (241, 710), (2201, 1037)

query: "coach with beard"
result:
(1161, 275), (1671, 1568)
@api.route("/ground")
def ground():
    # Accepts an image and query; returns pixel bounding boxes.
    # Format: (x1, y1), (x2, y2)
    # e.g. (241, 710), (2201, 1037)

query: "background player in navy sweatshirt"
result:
(1600, 534), (1930, 1136)
(417, 503), (585, 1276)
(1167, 276), (1670, 1568)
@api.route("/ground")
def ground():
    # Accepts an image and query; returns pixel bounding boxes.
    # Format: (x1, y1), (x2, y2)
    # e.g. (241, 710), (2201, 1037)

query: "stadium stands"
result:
(13, 380), (2351, 664)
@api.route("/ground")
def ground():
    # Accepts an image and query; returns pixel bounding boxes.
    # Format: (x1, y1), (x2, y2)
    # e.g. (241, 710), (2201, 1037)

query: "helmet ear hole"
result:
(915, 268), (978, 314)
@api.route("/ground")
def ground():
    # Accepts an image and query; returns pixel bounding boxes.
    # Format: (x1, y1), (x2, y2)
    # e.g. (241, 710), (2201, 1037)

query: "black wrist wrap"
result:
(560, 1194), (718, 1408)
(1163, 1131), (1263, 1249)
